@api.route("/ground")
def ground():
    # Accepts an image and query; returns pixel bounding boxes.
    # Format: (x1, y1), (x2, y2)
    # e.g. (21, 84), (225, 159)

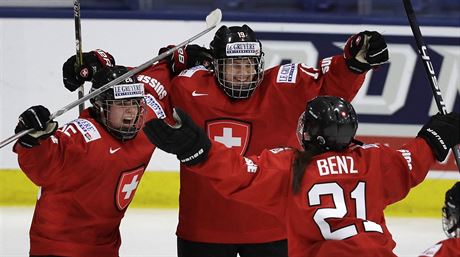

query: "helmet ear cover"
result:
(89, 66), (146, 141)
(297, 96), (358, 152)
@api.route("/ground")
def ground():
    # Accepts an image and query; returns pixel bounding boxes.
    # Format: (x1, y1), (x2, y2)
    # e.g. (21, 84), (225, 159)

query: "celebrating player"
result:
(419, 182), (460, 257)
(143, 96), (460, 257)
(69, 24), (389, 256)
(57, 45), (212, 256)
(162, 25), (389, 257)
(14, 66), (169, 257)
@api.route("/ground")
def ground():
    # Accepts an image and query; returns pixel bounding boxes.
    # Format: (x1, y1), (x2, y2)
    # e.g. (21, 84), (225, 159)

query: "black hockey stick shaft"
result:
(74, 0), (85, 114)
(0, 8), (222, 149)
(403, 0), (460, 171)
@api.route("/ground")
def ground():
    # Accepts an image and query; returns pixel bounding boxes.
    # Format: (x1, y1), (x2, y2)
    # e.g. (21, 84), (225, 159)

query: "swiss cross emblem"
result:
(79, 67), (89, 79)
(206, 119), (251, 156)
(115, 167), (145, 211)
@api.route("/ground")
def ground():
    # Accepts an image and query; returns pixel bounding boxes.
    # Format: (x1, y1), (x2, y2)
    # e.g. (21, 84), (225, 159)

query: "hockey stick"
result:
(74, 0), (85, 114)
(403, 0), (460, 171)
(0, 8), (222, 149)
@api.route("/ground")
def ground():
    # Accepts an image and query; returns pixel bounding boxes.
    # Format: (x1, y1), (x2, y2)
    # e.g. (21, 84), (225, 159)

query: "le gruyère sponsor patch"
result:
(179, 65), (208, 78)
(276, 63), (298, 83)
(225, 42), (260, 57)
(144, 94), (166, 119)
(113, 83), (144, 99)
(71, 119), (101, 142)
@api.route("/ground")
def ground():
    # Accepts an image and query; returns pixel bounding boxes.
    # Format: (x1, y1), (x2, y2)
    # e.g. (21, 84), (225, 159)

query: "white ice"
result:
(0, 207), (446, 257)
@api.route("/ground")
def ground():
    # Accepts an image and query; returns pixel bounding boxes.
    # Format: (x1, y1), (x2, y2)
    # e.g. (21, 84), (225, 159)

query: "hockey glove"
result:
(62, 49), (115, 91)
(158, 44), (213, 75)
(14, 105), (58, 148)
(344, 31), (389, 74)
(143, 108), (211, 166)
(417, 112), (460, 162)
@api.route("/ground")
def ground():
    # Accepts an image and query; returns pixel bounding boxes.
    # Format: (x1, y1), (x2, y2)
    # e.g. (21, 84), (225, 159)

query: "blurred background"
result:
(0, 0), (459, 18)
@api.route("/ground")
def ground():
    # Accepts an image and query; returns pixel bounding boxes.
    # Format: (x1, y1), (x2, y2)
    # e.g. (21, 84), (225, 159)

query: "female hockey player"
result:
(143, 96), (460, 257)
(14, 65), (168, 257)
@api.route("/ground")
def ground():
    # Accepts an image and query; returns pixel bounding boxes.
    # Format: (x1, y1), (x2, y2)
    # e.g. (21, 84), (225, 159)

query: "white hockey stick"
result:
(0, 8), (222, 149)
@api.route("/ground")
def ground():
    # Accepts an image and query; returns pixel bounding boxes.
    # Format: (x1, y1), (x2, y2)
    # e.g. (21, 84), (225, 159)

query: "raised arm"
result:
(380, 112), (460, 205)
(318, 31), (389, 101)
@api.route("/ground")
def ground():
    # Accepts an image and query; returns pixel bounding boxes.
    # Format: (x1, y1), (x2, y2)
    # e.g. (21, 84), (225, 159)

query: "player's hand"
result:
(62, 49), (115, 92)
(14, 105), (58, 148)
(417, 112), (460, 162)
(158, 44), (213, 75)
(143, 108), (211, 166)
(344, 31), (389, 73)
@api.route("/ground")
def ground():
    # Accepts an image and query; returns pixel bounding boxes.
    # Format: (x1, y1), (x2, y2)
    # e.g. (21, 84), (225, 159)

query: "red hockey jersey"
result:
(161, 56), (365, 243)
(420, 238), (460, 257)
(188, 138), (436, 257)
(14, 92), (167, 257)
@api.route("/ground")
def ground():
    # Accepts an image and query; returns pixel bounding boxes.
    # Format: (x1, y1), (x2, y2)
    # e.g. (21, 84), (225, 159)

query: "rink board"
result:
(0, 169), (457, 217)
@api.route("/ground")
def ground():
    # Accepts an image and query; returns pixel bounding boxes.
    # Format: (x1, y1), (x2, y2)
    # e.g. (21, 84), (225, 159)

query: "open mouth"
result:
(122, 118), (135, 126)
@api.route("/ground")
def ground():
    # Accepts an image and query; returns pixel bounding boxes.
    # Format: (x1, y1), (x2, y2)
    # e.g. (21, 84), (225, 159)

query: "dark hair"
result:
(292, 147), (322, 194)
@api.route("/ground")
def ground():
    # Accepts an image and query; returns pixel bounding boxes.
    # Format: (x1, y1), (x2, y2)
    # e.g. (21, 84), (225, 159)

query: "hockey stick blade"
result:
(0, 9), (222, 149)
(206, 8), (222, 29)
(403, 0), (460, 172)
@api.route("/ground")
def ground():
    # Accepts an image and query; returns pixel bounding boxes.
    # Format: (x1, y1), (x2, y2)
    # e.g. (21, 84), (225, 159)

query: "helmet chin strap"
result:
(447, 222), (459, 234)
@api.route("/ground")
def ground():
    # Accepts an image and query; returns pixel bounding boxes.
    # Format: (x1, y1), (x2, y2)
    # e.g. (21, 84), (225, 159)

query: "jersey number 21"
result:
(308, 182), (383, 240)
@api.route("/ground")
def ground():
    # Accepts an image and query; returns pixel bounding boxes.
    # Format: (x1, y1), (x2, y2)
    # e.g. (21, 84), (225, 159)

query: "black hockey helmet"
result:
(210, 24), (262, 58)
(90, 65), (146, 141)
(443, 182), (460, 238)
(209, 24), (264, 99)
(296, 96), (358, 152)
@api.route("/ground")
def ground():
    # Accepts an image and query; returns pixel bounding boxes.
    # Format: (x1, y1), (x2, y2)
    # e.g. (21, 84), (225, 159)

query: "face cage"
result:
(442, 205), (460, 238)
(100, 98), (146, 141)
(215, 57), (264, 99)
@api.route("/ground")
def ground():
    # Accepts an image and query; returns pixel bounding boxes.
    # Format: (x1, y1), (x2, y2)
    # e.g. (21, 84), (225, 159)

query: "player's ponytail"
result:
(292, 147), (321, 194)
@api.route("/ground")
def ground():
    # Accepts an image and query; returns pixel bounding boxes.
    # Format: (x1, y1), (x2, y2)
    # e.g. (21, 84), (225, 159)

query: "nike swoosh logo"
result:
(192, 90), (208, 97)
(109, 147), (121, 154)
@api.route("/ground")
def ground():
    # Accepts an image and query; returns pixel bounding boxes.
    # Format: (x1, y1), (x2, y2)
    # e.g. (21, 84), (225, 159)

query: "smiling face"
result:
(222, 58), (257, 85)
(210, 25), (264, 99)
(215, 56), (264, 99)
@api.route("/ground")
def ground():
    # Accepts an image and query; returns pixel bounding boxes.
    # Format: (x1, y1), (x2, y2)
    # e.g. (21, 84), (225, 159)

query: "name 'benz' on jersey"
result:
(317, 155), (358, 176)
